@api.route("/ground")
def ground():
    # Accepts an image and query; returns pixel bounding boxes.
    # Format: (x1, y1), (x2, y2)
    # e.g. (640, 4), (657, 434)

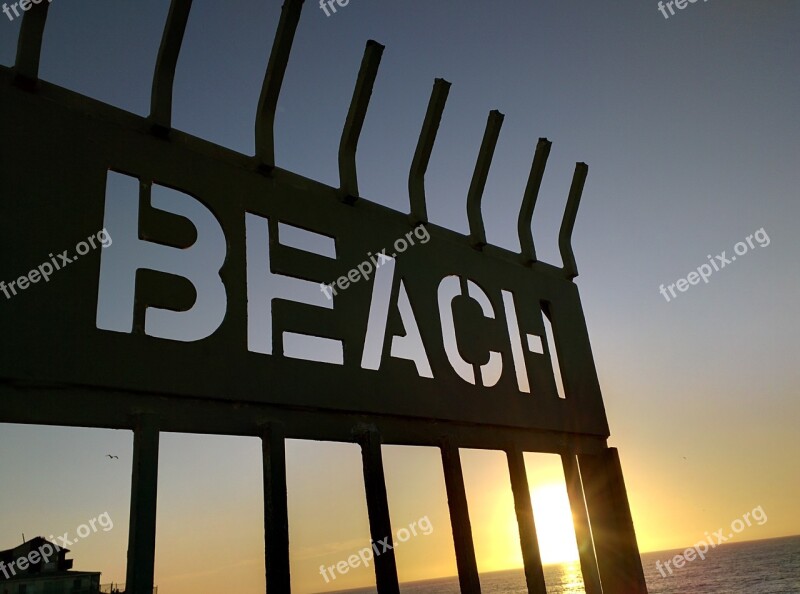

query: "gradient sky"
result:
(1, 1), (798, 593)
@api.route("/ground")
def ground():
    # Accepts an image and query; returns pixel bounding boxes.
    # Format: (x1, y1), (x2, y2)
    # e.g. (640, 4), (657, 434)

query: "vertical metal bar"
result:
(605, 449), (648, 593)
(517, 138), (552, 264)
(408, 78), (451, 224)
(440, 440), (481, 593)
(255, 0), (305, 171)
(467, 110), (504, 248)
(338, 40), (385, 203)
(262, 424), (291, 593)
(150, 0), (193, 131)
(356, 427), (400, 594)
(562, 454), (603, 594)
(14, 0), (50, 84)
(578, 448), (648, 594)
(506, 448), (547, 594)
(558, 162), (588, 280)
(125, 416), (159, 594)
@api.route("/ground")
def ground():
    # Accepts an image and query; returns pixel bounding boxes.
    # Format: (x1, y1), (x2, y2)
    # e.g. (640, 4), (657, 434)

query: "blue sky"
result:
(1, 1), (798, 592)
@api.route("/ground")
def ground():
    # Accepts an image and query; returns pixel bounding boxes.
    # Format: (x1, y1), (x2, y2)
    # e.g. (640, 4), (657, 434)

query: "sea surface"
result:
(318, 535), (800, 593)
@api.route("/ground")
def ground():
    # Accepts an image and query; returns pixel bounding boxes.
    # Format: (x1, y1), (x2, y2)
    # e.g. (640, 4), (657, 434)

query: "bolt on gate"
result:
(0, 1), (649, 593)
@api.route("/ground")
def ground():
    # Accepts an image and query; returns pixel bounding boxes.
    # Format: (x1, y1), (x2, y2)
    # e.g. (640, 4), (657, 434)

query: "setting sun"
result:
(530, 483), (580, 565)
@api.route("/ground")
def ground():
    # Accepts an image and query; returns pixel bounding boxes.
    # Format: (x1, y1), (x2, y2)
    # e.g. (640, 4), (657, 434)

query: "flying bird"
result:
(106, 454), (119, 459)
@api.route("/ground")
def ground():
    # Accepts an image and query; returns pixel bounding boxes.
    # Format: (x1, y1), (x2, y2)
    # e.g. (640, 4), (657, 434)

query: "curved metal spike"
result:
(338, 40), (385, 204)
(14, 0), (51, 85)
(408, 78), (451, 224)
(467, 110), (504, 248)
(150, 0), (193, 132)
(517, 138), (552, 264)
(559, 162), (588, 280)
(255, 0), (305, 171)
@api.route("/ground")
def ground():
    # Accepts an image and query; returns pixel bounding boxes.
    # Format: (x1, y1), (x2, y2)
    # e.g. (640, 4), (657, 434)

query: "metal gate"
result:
(0, 1), (648, 593)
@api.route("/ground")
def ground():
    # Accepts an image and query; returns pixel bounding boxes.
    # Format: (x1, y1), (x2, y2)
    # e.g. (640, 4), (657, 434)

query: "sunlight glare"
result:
(530, 483), (580, 564)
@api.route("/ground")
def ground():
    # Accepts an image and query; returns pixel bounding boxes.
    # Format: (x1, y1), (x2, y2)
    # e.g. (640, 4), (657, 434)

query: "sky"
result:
(1, 1), (799, 593)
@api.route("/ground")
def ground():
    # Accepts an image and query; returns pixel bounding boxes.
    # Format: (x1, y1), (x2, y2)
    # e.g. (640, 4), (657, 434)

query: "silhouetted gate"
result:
(0, 2), (648, 593)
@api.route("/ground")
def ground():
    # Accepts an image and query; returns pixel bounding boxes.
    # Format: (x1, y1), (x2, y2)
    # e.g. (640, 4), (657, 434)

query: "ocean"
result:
(318, 535), (800, 593)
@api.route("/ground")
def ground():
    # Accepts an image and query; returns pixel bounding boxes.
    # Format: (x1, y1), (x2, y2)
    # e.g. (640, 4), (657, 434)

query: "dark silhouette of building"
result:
(0, 537), (100, 594)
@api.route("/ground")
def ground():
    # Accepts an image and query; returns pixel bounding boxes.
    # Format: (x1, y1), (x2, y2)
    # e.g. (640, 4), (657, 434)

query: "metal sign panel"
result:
(0, 1), (608, 438)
